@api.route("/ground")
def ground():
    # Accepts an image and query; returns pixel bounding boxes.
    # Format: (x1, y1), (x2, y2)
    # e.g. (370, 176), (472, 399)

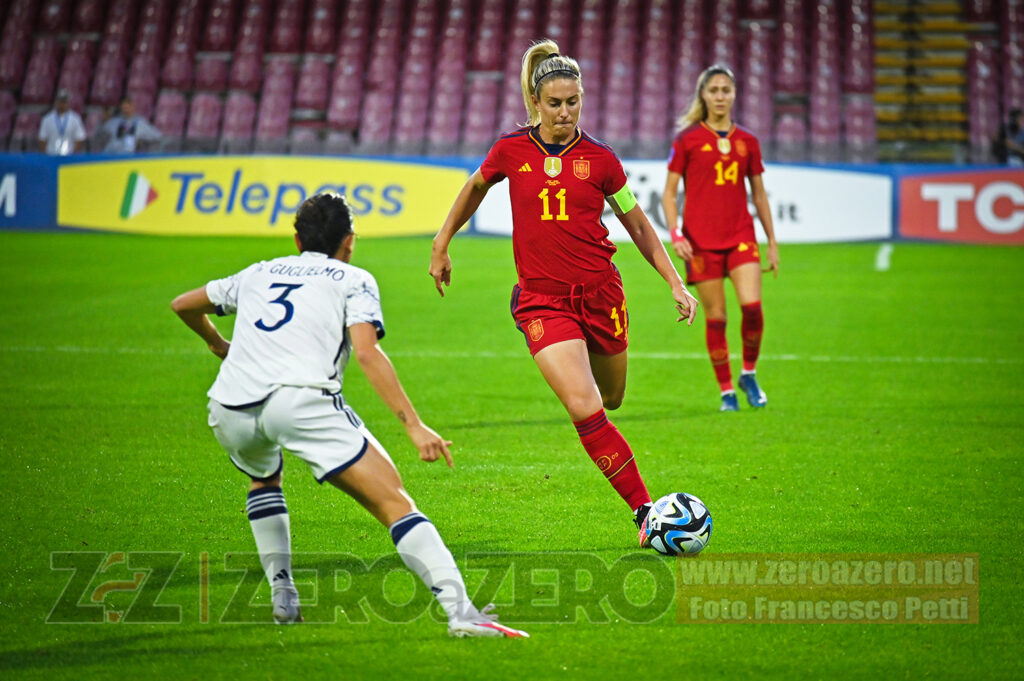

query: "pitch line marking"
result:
(2, 345), (1020, 365)
(875, 242), (893, 271)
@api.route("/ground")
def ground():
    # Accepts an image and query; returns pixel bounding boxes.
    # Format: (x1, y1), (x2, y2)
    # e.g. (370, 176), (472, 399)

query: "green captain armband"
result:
(607, 183), (638, 215)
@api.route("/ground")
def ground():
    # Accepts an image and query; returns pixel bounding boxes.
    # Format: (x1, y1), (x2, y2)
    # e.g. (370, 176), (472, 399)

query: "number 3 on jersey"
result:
(714, 160), (739, 186)
(255, 283), (304, 331)
(538, 188), (569, 221)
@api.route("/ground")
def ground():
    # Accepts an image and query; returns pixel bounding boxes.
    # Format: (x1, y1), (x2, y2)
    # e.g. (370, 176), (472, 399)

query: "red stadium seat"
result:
(356, 90), (397, 153)
(294, 57), (330, 111)
(739, 21), (774, 143)
(460, 77), (499, 155)
(38, 0), (73, 33)
(710, 0), (740, 69)
(776, 0), (807, 94)
(843, 94), (876, 163)
(8, 108), (42, 151)
(153, 88), (187, 142)
(229, 52), (263, 93)
(968, 39), (1001, 161)
(72, 0), (107, 33)
(20, 36), (61, 105)
(305, 0), (338, 54)
(773, 109), (808, 162)
(743, 0), (775, 21)
(269, 0), (305, 54)
(185, 92), (223, 149)
(221, 90), (256, 151)
(56, 51), (92, 110)
(469, 1), (504, 71)
(0, 90), (17, 142)
(162, 43), (194, 90)
(542, 0), (575, 55)
(202, 0), (237, 52)
(255, 91), (292, 146)
(195, 56), (229, 91)
(89, 54), (125, 106)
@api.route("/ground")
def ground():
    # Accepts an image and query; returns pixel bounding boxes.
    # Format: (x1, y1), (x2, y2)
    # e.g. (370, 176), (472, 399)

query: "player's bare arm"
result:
(349, 322), (453, 467)
(170, 287), (230, 359)
(617, 204), (699, 326)
(430, 168), (496, 297)
(662, 171), (694, 261)
(749, 174), (779, 278)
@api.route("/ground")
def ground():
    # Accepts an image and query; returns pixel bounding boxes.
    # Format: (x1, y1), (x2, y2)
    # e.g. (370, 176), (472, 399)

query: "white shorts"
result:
(207, 386), (386, 483)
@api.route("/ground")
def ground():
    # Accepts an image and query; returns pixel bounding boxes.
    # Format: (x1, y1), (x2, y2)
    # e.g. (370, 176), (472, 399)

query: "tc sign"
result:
(900, 170), (1024, 243)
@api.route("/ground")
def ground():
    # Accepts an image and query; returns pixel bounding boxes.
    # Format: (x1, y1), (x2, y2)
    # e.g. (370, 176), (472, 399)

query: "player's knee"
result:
(602, 390), (624, 411)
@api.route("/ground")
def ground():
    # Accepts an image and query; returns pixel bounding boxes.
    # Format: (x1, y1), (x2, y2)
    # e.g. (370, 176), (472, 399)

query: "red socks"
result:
(741, 302), (764, 372)
(705, 318), (733, 392)
(573, 410), (651, 510)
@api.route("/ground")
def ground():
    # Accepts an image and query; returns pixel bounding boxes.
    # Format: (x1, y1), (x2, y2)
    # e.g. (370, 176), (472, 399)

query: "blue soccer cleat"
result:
(720, 391), (739, 412)
(738, 373), (767, 408)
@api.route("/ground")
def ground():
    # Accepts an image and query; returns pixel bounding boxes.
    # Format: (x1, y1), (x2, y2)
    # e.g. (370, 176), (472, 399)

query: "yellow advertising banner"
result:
(57, 156), (468, 236)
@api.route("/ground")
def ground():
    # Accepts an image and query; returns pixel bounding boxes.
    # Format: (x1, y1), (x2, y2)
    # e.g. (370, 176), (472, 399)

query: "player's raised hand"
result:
(429, 250), (452, 297)
(407, 422), (454, 468)
(673, 284), (699, 326)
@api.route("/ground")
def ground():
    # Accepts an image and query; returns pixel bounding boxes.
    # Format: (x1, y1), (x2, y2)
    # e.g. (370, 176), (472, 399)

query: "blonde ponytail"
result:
(520, 39), (582, 126)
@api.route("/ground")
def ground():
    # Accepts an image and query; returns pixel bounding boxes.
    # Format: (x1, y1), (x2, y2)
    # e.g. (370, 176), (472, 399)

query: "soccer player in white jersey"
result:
(171, 192), (527, 638)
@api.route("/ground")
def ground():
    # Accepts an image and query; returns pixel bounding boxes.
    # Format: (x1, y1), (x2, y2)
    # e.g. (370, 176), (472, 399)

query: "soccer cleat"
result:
(272, 585), (303, 624)
(738, 373), (767, 408)
(720, 392), (739, 412)
(634, 502), (653, 548)
(448, 604), (529, 638)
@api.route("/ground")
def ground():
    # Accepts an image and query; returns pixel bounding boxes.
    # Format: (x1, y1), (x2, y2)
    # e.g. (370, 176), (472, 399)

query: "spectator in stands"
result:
(661, 64), (778, 413)
(1006, 108), (1024, 167)
(38, 89), (86, 155)
(98, 97), (162, 153)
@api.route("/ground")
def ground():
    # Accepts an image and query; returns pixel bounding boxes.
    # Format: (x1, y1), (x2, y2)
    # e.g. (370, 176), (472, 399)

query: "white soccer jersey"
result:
(205, 251), (384, 407)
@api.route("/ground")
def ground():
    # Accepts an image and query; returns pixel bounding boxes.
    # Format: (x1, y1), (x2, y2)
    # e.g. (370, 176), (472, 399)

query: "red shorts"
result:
(684, 241), (761, 284)
(510, 269), (629, 356)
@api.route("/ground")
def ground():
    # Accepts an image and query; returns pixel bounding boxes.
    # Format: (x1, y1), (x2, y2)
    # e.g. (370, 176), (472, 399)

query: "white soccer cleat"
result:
(448, 604), (529, 638)
(272, 586), (303, 624)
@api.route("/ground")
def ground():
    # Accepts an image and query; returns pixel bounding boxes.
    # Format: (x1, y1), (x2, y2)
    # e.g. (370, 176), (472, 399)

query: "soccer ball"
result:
(645, 492), (712, 556)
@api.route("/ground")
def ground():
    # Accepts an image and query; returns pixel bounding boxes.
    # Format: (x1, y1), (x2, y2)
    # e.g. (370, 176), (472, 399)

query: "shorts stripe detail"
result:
(315, 437), (368, 484)
(388, 512), (431, 545)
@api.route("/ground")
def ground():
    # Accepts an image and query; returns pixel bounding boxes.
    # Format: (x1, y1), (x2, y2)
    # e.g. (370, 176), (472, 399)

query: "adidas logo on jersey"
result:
(701, 143), (713, 152)
(518, 163), (533, 172)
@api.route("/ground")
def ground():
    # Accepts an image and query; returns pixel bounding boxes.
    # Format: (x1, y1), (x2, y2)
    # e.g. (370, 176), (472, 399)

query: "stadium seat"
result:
(56, 50), (92, 110)
(305, 0), (337, 55)
(967, 39), (1000, 161)
(195, 56), (229, 91)
(294, 57), (330, 112)
(162, 43), (194, 90)
(460, 77), (499, 155)
(202, 0), (237, 52)
(542, 0), (575, 55)
(269, 0), (304, 54)
(469, 1), (505, 71)
(743, 0), (774, 20)
(426, 0), (469, 154)
(356, 90), (397, 154)
(89, 55), (125, 107)
(843, 0), (874, 94)
(221, 90), (257, 151)
(575, 0), (608, 137)
(965, 0), (996, 22)
(185, 92), (222, 151)
(773, 110), (808, 162)
(739, 21), (774, 143)
(229, 53), (263, 93)
(38, 0), (73, 33)
(289, 122), (324, 154)
(776, 0), (807, 94)
(843, 94), (876, 162)
(72, 0), (107, 33)
(255, 91), (292, 151)
(20, 36), (61, 105)
(710, 0), (739, 69)
(0, 90), (16, 143)
(153, 89), (187, 149)
(8, 108), (41, 152)
(674, 0), (705, 116)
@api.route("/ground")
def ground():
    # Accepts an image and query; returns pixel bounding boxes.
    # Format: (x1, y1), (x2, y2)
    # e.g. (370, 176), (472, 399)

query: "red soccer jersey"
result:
(480, 126), (628, 285)
(667, 122), (765, 250)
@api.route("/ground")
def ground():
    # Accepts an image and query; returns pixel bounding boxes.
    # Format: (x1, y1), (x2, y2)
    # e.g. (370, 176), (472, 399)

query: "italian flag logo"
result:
(119, 171), (158, 219)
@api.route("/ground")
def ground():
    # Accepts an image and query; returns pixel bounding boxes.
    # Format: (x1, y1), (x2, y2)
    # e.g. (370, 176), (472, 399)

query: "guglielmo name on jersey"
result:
(56, 156), (469, 236)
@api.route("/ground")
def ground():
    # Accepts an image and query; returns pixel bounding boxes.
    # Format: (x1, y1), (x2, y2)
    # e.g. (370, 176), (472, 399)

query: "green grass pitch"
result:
(0, 231), (1021, 680)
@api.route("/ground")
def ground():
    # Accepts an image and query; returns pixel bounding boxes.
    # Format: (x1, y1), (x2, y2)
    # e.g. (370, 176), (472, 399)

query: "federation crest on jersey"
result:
(527, 318), (544, 341)
(735, 139), (748, 157)
(717, 138), (731, 155)
(544, 157), (562, 178)
(573, 159), (590, 179)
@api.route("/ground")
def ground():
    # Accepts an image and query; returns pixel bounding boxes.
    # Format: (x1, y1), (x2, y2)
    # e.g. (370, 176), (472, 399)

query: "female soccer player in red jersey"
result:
(430, 40), (698, 546)
(661, 64), (779, 412)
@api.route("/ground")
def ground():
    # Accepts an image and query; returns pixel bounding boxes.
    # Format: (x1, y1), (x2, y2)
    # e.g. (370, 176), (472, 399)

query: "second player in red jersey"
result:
(662, 64), (779, 412)
(431, 39), (698, 547)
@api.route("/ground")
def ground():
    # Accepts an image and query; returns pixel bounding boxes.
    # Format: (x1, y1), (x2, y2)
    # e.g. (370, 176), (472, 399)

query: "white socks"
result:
(246, 486), (294, 590)
(389, 511), (472, 621)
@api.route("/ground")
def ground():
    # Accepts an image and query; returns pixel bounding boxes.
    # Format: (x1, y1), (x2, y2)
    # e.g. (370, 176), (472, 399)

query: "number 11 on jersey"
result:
(538, 188), (569, 221)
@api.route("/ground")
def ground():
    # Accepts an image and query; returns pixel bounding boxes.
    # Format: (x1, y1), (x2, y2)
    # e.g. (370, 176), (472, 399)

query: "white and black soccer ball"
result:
(645, 492), (712, 556)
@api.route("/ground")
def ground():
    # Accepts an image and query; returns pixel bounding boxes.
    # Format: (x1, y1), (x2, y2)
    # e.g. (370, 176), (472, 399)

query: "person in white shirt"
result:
(171, 192), (527, 638)
(38, 89), (86, 155)
(99, 97), (161, 153)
